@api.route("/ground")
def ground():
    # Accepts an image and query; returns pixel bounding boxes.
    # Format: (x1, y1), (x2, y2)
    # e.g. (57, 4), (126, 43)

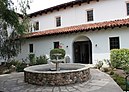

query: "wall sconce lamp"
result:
(95, 44), (97, 47)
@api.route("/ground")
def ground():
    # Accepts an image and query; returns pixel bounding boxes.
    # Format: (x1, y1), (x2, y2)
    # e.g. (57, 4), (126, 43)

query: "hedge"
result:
(110, 49), (129, 68)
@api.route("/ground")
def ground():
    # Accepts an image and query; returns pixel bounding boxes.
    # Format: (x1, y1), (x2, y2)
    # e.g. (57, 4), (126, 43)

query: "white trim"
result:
(55, 16), (61, 27)
(85, 8), (94, 22)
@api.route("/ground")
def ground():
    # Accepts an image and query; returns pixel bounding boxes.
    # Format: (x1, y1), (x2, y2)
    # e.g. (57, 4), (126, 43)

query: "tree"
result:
(0, 0), (31, 61)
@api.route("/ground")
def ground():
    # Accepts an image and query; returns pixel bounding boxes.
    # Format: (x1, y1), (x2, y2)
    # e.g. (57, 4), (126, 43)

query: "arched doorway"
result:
(73, 36), (92, 64)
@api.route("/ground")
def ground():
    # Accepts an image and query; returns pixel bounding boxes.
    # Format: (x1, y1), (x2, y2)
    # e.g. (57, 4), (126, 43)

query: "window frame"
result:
(33, 21), (39, 31)
(109, 37), (120, 50)
(29, 44), (33, 53)
(30, 23), (33, 32)
(54, 42), (59, 48)
(56, 16), (61, 27)
(126, 2), (129, 15)
(86, 9), (94, 22)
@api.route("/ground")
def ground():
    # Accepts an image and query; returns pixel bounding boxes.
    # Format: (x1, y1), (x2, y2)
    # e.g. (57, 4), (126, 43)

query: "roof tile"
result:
(25, 18), (129, 38)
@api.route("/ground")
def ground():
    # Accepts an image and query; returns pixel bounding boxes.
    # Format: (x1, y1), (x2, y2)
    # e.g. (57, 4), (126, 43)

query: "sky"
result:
(12, 0), (75, 14)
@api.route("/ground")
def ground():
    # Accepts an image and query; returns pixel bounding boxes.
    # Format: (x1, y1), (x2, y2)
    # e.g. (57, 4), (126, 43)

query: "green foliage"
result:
(50, 48), (66, 60)
(0, 65), (10, 74)
(28, 54), (48, 65)
(122, 64), (129, 74)
(35, 56), (48, 65)
(0, 0), (31, 61)
(9, 59), (19, 66)
(111, 74), (129, 91)
(28, 54), (36, 65)
(109, 71), (114, 75)
(16, 62), (27, 72)
(5, 59), (27, 72)
(6, 59), (19, 68)
(0, 36), (22, 61)
(110, 49), (129, 68)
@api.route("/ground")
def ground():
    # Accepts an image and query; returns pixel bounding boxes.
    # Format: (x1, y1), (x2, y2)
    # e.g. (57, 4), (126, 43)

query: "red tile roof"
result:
(25, 18), (129, 38)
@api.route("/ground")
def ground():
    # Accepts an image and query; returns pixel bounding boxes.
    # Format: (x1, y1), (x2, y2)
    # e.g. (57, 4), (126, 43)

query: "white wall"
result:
(18, 27), (129, 64)
(90, 27), (129, 64)
(18, 0), (129, 64)
(30, 0), (128, 32)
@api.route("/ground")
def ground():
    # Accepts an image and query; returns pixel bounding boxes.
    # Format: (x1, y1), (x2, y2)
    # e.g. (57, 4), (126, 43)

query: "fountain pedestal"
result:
(51, 59), (64, 71)
(51, 53), (64, 71)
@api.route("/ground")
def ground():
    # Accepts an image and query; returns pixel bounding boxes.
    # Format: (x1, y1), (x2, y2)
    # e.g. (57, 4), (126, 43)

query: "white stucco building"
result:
(17, 0), (129, 64)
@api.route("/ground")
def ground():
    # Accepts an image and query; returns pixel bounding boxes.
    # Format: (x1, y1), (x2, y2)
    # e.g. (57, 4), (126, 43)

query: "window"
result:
(54, 42), (59, 48)
(109, 37), (120, 50)
(127, 3), (129, 15)
(29, 44), (33, 53)
(87, 10), (94, 22)
(34, 21), (39, 30)
(56, 17), (61, 27)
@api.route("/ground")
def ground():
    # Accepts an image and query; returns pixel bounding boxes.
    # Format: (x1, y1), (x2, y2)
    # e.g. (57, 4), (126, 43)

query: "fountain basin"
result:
(24, 63), (91, 86)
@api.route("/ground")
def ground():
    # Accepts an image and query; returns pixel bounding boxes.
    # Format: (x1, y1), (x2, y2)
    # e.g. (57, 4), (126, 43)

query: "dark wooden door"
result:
(74, 41), (92, 64)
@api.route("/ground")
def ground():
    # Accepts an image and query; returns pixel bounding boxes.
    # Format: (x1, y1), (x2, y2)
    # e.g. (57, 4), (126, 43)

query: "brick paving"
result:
(0, 69), (123, 92)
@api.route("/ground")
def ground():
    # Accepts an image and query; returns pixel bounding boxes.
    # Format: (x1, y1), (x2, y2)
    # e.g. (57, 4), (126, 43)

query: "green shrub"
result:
(122, 64), (129, 74)
(36, 55), (48, 65)
(111, 73), (129, 91)
(6, 60), (19, 68)
(3, 59), (27, 72)
(109, 71), (114, 75)
(0, 65), (10, 74)
(110, 49), (129, 68)
(6, 62), (13, 69)
(16, 62), (27, 72)
(9, 60), (19, 66)
(28, 54), (36, 65)
(50, 48), (65, 60)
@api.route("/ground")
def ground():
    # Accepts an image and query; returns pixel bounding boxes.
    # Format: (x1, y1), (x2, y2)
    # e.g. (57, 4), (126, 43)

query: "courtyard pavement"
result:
(0, 69), (123, 92)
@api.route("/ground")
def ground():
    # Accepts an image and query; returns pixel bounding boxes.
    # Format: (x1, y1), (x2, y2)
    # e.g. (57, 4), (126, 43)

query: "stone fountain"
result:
(24, 63), (91, 86)
(51, 53), (64, 71)
(24, 49), (91, 86)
